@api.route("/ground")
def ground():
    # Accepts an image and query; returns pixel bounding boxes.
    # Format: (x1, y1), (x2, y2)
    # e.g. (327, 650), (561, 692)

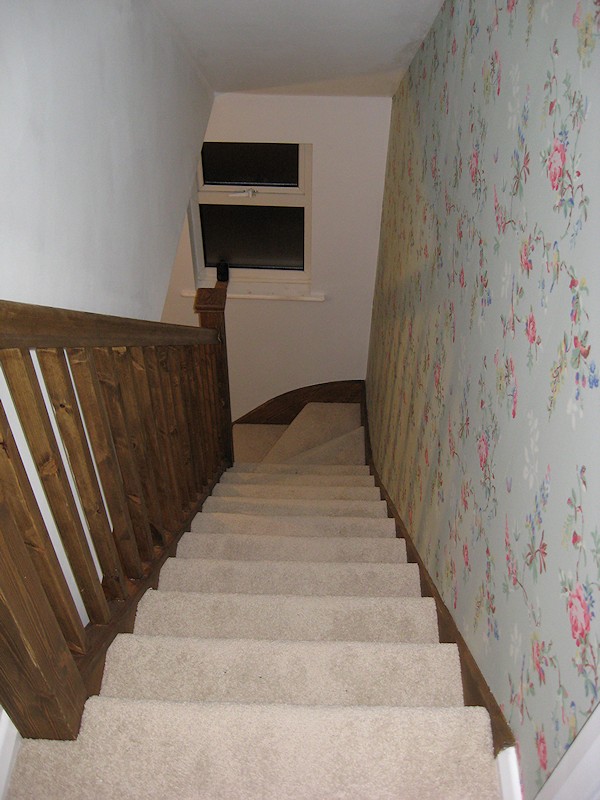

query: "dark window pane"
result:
(202, 143), (299, 187)
(200, 204), (304, 270)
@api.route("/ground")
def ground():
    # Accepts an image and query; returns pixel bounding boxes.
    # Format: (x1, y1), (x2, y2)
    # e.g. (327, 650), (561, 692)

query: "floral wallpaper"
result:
(366, 1), (600, 797)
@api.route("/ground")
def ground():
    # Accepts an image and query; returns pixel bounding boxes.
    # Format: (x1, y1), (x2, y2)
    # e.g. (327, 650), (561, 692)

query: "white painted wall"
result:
(0, 0), (213, 320)
(162, 93), (392, 420)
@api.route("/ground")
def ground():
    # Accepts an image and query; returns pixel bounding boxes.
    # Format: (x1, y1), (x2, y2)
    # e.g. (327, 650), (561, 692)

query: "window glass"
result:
(201, 142), (299, 187)
(199, 204), (304, 270)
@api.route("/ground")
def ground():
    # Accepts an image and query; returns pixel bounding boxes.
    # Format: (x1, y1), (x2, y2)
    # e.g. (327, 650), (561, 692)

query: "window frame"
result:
(196, 142), (312, 295)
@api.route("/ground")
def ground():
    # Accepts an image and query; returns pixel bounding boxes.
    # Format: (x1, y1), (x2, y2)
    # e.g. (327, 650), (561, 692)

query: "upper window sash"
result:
(198, 144), (308, 198)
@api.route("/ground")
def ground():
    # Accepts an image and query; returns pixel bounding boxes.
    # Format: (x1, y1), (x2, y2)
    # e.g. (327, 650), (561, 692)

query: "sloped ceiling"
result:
(153, 0), (444, 96)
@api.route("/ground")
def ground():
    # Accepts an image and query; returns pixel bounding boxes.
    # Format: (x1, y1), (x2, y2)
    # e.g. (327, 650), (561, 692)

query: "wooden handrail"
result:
(0, 299), (232, 740)
(0, 299), (218, 348)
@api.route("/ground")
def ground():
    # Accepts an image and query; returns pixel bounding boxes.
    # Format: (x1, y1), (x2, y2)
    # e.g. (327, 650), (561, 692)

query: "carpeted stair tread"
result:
(134, 591), (439, 643)
(230, 462), (371, 475)
(219, 471), (376, 487)
(232, 424), (289, 462)
(177, 531), (408, 562)
(101, 635), (464, 707)
(212, 482), (381, 501)
(191, 512), (397, 538)
(203, 495), (389, 518)
(158, 558), (421, 596)
(261, 402), (361, 463)
(8, 697), (500, 800)
(285, 426), (366, 465)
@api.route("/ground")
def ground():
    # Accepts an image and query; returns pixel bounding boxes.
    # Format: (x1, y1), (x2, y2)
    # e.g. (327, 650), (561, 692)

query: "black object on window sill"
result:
(217, 261), (229, 282)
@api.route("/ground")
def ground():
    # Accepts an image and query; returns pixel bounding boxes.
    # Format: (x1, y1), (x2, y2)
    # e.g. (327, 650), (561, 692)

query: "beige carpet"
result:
(233, 424), (289, 462)
(261, 403), (361, 463)
(8, 403), (501, 799)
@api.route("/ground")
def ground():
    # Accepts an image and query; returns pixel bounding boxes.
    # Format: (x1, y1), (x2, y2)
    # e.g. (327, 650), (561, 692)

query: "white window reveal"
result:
(195, 142), (319, 300)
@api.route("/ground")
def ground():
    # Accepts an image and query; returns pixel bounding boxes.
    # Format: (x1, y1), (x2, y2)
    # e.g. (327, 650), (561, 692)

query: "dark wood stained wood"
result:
(130, 346), (178, 532)
(92, 347), (155, 561)
(234, 380), (365, 425)
(155, 346), (189, 511)
(0, 400), (87, 654)
(37, 348), (128, 601)
(206, 347), (226, 466)
(181, 346), (207, 490)
(0, 299), (217, 348)
(194, 284), (233, 466)
(0, 349), (110, 625)
(167, 346), (198, 505)
(0, 496), (86, 739)
(143, 347), (186, 522)
(111, 347), (165, 544)
(362, 411), (515, 755)
(194, 283), (227, 314)
(67, 347), (143, 579)
(0, 299), (233, 740)
(196, 345), (219, 476)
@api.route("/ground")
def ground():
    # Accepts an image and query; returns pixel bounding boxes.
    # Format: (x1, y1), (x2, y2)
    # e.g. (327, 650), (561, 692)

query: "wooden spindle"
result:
(0, 400), (87, 654)
(0, 349), (110, 624)
(142, 346), (185, 522)
(67, 347), (143, 579)
(37, 348), (128, 601)
(92, 347), (154, 562)
(0, 495), (87, 739)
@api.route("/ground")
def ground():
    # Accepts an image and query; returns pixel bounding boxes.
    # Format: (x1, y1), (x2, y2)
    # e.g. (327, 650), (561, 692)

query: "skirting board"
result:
(0, 712), (21, 800)
(497, 747), (522, 800)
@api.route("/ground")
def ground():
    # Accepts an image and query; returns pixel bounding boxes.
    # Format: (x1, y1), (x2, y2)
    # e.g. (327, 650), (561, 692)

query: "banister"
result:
(0, 298), (232, 740)
(0, 299), (218, 348)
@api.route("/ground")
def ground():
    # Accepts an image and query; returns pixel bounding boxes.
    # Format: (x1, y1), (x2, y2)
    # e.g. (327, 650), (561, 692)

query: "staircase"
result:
(7, 403), (501, 799)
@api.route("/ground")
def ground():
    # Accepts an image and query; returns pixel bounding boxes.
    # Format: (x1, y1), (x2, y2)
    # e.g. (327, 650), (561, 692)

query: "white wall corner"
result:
(497, 747), (522, 800)
(0, 712), (21, 800)
(535, 703), (600, 800)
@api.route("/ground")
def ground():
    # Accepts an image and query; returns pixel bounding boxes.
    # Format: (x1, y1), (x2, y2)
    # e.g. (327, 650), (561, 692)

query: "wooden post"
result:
(194, 282), (233, 466)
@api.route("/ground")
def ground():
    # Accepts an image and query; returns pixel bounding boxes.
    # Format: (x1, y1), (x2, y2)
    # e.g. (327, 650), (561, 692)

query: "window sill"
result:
(181, 288), (325, 302)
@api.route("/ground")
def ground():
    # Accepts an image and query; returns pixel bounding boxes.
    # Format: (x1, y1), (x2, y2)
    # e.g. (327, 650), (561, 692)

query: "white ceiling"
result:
(154, 0), (444, 96)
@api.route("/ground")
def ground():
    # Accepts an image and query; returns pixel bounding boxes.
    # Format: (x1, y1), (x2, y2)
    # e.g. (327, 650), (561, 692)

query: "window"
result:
(197, 142), (312, 296)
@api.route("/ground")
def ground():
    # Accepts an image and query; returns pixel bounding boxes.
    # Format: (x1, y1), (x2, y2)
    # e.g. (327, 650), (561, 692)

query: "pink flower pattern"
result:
(546, 138), (566, 191)
(366, 3), (599, 799)
(525, 312), (537, 344)
(568, 583), (591, 646)
(477, 432), (489, 470)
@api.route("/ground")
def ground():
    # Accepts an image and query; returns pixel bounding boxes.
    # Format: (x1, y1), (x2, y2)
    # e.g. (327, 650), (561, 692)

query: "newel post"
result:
(194, 282), (234, 466)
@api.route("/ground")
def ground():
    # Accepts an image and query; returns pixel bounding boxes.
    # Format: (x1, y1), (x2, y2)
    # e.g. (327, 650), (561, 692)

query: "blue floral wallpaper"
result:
(366, 1), (600, 797)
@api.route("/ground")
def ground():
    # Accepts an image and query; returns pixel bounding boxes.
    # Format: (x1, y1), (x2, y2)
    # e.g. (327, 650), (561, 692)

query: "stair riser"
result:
(203, 497), (389, 518)
(212, 484), (381, 501)
(220, 473), (375, 487)
(177, 532), (407, 563)
(158, 558), (421, 597)
(191, 512), (397, 538)
(134, 592), (440, 644)
(230, 463), (371, 474)
(102, 636), (464, 707)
